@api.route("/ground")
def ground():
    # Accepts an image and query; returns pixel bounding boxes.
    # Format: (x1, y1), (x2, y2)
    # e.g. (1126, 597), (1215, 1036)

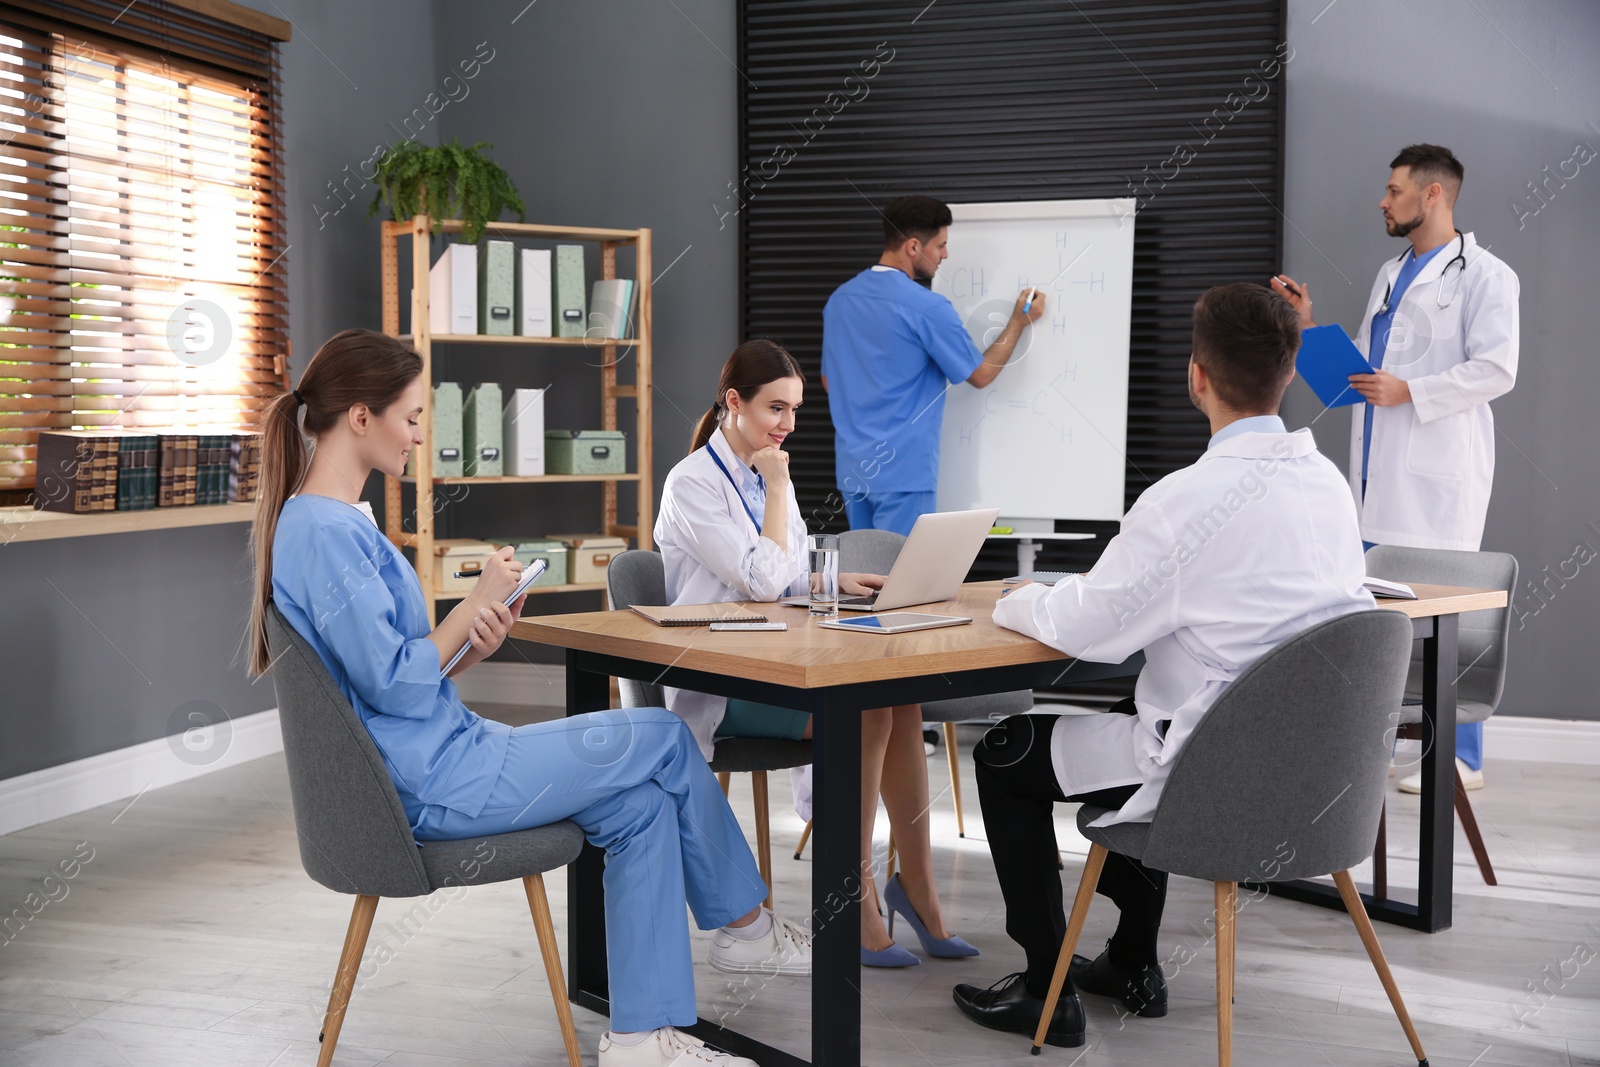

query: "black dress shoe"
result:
(1069, 949), (1168, 1018)
(952, 972), (1085, 1048)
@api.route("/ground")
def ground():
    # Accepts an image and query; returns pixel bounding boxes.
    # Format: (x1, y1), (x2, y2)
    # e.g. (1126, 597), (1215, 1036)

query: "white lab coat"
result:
(654, 426), (809, 760)
(1348, 231), (1519, 551)
(994, 427), (1375, 826)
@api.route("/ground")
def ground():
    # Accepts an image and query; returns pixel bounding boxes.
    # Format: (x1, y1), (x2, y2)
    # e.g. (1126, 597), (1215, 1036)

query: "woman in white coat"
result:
(655, 339), (977, 968)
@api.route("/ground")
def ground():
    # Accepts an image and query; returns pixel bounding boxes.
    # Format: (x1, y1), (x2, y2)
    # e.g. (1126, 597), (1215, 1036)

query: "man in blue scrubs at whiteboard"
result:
(821, 194), (1045, 535)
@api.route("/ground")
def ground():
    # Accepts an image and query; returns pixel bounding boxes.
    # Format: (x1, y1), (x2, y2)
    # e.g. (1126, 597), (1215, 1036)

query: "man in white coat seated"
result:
(951, 282), (1375, 1048)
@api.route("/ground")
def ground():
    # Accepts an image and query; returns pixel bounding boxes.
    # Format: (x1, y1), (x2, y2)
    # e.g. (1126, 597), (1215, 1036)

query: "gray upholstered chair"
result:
(1033, 609), (1427, 1067)
(605, 550), (810, 910)
(840, 527), (1035, 840)
(1366, 545), (1519, 891)
(267, 605), (585, 1067)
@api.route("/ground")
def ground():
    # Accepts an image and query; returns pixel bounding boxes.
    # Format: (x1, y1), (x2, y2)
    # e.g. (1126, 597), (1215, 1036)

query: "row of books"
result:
(34, 430), (263, 514)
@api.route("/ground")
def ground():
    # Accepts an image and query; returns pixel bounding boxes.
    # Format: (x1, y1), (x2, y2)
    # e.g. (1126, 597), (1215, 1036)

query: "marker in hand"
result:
(1274, 275), (1302, 299)
(1022, 287), (1038, 315)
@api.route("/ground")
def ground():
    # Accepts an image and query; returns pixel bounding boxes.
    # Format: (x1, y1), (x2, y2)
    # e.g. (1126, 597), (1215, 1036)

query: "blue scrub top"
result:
(271, 494), (510, 828)
(821, 267), (984, 494)
(1363, 242), (1444, 481)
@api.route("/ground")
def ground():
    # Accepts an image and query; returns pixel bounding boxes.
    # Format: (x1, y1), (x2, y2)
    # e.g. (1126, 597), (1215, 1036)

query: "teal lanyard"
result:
(704, 446), (763, 534)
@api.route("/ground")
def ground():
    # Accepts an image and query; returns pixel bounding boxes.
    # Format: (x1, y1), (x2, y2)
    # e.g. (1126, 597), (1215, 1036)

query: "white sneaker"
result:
(599, 1027), (757, 1067)
(708, 909), (812, 977)
(1397, 756), (1483, 795)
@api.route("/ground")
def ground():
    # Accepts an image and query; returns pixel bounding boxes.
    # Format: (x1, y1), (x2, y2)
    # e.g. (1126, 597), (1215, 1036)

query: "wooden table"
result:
(509, 580), (1505, 1065)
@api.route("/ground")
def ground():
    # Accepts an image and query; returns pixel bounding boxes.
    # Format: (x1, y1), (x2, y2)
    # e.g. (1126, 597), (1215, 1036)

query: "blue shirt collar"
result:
(1208, 414), (1286, 450)
(710, 426), (766, 496)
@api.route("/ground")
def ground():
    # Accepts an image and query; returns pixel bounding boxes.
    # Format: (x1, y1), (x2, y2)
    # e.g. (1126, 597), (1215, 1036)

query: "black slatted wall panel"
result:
(738, 0), (1288, 593)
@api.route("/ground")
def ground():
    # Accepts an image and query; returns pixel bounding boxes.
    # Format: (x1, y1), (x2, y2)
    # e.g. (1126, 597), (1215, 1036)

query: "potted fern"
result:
(368, 138), (526, 243)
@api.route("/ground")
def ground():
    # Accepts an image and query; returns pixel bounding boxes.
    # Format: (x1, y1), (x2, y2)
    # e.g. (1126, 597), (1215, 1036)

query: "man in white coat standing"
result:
(1272, 144), (1519, 792)
(951, 283), (1374, 1048)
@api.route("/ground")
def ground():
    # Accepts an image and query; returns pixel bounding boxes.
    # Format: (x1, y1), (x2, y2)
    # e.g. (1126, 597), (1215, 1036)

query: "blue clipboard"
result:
(1295, 324), (1375, 408)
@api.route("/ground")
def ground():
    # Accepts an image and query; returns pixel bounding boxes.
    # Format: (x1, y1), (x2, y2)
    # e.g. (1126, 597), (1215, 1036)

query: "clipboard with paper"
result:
(440, 559), (546, 677)
(1295, 324), (1375, 408)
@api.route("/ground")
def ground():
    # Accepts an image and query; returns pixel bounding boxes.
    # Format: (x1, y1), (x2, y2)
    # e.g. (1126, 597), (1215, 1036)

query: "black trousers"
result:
(973, 703), (1168, 999)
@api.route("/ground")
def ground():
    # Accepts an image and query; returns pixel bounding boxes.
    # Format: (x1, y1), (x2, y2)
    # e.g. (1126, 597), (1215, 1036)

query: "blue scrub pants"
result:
(412, 708), (769, 1032)
(845, 489), (936, 537)
(1363, 538), (1483, 771)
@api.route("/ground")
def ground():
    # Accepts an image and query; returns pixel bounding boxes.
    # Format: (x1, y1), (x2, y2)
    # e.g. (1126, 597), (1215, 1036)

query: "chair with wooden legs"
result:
(266, 606), (585, 1067)
(1365, 546), (1518, 896)
(606, 550), (809, 910)
(1034, 609), (1429, 1067)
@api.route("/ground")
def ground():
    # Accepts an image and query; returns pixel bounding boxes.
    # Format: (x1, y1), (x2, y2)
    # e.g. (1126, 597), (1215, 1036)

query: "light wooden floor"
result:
(1, 718), (1597, 1066)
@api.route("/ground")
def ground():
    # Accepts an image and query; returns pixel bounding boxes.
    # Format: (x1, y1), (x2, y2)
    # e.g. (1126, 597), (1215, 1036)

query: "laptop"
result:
(783, 507), (1001, 612)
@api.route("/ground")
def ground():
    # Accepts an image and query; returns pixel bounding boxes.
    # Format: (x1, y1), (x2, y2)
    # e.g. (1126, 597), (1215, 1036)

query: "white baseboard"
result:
(0, 709), (284, 837)
(1484, 716), (1600, 766)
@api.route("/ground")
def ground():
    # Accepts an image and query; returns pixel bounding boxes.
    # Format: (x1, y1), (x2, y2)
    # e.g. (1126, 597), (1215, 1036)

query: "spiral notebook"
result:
(630, 604), (770, 626)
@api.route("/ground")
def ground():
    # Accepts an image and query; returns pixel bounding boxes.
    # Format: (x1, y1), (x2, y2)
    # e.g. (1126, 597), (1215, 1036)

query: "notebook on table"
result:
(630, 604), (770, 626)
(1364, 577), (1418, 600)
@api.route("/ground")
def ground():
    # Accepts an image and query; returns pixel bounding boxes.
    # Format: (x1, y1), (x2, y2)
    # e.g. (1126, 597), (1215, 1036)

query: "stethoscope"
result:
(1377, 229), (1467, 315)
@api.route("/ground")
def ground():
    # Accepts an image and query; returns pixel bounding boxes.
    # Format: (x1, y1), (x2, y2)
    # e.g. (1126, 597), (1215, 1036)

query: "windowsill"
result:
(0, 502), (255, 544)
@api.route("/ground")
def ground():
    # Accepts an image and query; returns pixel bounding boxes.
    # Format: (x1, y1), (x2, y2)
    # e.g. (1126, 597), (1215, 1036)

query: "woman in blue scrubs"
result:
(245, 330), (806, 1067)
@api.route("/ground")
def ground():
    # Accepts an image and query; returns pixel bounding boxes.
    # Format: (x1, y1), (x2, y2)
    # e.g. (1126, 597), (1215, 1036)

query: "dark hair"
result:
(1390, 143), (1464, 204)
(882, 194), (952, 250)
(1190, 283), (1301, 413)
(245, 329), (424, 676)
(690, 339), (806, 453)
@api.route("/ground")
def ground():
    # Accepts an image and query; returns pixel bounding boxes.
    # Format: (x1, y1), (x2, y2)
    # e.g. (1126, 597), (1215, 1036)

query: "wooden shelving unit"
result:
(379, 215), (653, 625)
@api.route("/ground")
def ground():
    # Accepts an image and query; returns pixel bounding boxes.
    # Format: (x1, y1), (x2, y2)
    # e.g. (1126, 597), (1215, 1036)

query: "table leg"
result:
(811, 704), (862, 1066)
(566, 650), (612, 1015)
(1417, 612), (1458, 933)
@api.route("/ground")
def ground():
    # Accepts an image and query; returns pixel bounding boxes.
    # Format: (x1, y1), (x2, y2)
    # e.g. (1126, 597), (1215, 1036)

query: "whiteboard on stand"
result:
(934, 198), (1135, 523)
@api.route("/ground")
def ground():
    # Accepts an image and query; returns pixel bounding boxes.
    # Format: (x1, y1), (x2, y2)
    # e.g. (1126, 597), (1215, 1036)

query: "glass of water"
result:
(808, 534), (839, 617)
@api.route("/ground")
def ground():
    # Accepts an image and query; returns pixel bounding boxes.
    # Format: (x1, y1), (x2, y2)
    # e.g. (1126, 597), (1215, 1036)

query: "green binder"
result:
(462, 382), (504, 477)
(555, 244), (586, 338)
(408, 382), (464, 479)
(479, 240), (515, 336)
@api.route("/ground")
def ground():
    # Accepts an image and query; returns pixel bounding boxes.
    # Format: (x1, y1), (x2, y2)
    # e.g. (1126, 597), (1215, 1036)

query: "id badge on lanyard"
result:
(705, 446), (763, 534)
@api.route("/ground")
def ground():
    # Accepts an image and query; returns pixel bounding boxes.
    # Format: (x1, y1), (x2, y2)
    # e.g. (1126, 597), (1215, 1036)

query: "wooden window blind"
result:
(0, 0), (289, 494)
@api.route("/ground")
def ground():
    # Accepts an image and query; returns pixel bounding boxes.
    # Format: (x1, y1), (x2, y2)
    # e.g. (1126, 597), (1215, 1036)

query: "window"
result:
(0, 0), (290, 497)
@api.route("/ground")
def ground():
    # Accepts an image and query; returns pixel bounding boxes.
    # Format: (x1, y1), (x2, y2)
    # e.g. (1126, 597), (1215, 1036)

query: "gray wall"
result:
(426, 0), (739, 537)
(0, 0), (440, 779)
(0, 0), (740, 778)
(7, 0), (1595, 783)
(1281, 0), (1600, 719)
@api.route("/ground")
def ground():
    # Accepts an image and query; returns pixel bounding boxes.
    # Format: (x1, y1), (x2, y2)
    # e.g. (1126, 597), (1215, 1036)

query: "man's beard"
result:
(1388, 210), (1425, 237)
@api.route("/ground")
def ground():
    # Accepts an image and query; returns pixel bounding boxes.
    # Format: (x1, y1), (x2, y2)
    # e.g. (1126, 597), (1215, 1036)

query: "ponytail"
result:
(688, 339), (805, 454)
(244, 329), (423, 677)
(689, 405), (722, 455)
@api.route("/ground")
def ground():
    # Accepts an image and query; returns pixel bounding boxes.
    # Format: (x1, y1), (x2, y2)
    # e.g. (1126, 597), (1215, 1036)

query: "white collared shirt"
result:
(653, 425), (809, 758)
(993, 427), (1373, 826)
